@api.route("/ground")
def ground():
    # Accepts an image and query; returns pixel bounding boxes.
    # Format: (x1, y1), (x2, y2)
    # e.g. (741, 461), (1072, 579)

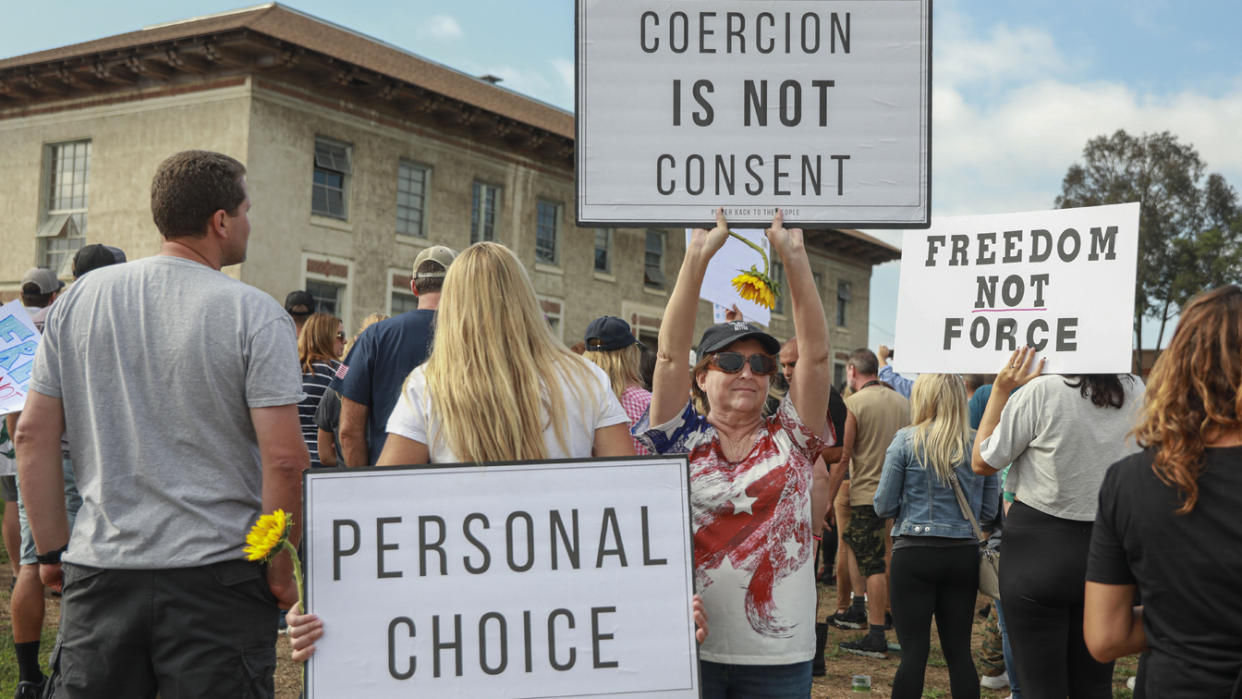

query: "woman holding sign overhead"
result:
(287, 241), (709, 659)
(972, 350), (1144, 698)
(634, 208), (829, 696)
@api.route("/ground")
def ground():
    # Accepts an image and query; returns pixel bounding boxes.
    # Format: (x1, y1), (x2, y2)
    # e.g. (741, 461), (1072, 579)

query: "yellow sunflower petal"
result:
(244, 509), (291, 562)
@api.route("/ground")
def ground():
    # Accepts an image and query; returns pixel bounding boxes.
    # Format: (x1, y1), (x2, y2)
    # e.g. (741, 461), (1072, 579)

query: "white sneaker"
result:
(980, 671), (1009, 689)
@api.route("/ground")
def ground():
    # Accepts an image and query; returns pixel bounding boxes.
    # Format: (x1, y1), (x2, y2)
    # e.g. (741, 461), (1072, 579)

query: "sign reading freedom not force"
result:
(893, 203), (1140, 375)
(303, 458), (698, 698)
(576, 0), (931, 227)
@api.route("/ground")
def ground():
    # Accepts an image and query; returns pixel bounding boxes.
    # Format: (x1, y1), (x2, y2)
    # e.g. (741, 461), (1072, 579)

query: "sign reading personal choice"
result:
(0, 301), (40, 416)
(893, 203), (1140, 374)
(303, 458), (698, 698)
(576, 0), (931, 227)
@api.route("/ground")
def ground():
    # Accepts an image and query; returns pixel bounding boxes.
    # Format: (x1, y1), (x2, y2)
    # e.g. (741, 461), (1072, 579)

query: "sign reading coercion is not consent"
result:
(576, 0), (931, 228)
(893, 203), (1140, 375)
(303, 458), (698, 699)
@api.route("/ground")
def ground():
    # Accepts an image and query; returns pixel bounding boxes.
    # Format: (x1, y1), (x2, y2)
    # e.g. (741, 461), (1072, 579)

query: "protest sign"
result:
(576, 0), (931, 228)
(0, 301), (40, 416)
(689, 227), (772, 326)
(893, 203), (1140, 374)
(303, 457), (698, 698)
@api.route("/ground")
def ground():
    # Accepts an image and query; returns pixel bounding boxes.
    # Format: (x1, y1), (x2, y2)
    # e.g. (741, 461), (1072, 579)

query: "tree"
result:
(1055, 130), (1242, 373)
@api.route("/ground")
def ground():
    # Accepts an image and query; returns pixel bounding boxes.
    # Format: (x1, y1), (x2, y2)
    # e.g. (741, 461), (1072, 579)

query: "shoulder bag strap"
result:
(948, 471), (988, 546)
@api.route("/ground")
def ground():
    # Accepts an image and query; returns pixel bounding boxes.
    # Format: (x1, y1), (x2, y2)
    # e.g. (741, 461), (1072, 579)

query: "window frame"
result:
(395, 159), (430, 238)
(644, 229), (667, 290)
(312, 136), (352, 220)
(534, 199), (562, 266)
(470, 181), (502, 244)
(837, 280), (852, 327)
(39, 139), (91, 274)
(593, 228), (613, 275)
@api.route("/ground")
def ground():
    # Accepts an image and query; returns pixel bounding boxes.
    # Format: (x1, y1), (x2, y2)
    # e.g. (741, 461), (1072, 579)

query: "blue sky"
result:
(6, 0), (1241, 350)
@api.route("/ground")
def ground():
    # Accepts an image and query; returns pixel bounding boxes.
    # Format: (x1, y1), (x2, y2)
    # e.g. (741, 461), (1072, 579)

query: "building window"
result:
(594, 229), (612, 274)
(38, 140), (91, 274)
(396, 160), (428, 237)
(471, 182), (500, 243)
(535, 199), (561, 265)
(644, 230), (667, 289)
(539, 296), (563, 341)
(771, 261), (786, 314)
(312, 137), (351, 219)
(306, 279), (344, 316)
(837, 280), (852, 326)
(391, 290), (418, 315)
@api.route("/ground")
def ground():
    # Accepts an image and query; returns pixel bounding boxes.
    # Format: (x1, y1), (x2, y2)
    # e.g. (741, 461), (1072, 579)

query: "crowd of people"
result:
(1, 149), (1238, 698)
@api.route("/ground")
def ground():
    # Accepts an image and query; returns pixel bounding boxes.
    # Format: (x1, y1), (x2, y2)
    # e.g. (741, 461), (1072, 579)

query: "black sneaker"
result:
(830, 607), (867, 630)
(14, 678), (45, 699)
(839, 634), (888, 659)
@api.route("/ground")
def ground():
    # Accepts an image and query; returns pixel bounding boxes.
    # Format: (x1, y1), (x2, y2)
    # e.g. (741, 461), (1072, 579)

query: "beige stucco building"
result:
(0, 4), (898, 384)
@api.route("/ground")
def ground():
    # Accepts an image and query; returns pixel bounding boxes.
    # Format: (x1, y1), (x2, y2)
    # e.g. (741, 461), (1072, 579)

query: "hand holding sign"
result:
(994, 346), (1046, 394)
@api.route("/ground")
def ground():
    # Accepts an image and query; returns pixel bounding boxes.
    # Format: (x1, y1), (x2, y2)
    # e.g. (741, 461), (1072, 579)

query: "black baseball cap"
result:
(72, 244), (127, 279)
(584, 315), (642, 351)
(284, 290), (314, 316)
(697, 321), (780, 356)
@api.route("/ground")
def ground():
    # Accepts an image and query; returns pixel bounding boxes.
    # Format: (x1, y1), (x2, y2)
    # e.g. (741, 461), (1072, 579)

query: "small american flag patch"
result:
(334, 363), (349, 380)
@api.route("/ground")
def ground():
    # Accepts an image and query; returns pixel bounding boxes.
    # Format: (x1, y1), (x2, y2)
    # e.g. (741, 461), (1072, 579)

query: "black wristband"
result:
(35, 545), (67, 565)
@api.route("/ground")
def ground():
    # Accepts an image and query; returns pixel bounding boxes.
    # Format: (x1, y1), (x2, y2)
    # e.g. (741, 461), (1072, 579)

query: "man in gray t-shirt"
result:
(15, 150), (309, 697)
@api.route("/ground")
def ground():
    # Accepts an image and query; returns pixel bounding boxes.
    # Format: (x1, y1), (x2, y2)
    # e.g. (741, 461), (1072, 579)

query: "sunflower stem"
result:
(727, 231), (771, 276)
(284, 540), (305, 613)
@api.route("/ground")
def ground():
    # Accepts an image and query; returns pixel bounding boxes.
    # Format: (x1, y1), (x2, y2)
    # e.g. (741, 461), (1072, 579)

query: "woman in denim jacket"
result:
(874, 374), (999, 699)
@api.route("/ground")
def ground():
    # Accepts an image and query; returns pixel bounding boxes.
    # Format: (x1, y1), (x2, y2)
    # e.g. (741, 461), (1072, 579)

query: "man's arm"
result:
(250, 404), (311, 608)
(13, 392), (68, 589)
(338, 396), (370, 468)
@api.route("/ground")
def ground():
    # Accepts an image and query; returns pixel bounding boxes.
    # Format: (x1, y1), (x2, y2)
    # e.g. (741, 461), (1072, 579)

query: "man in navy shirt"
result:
(331, 245), (456, 466)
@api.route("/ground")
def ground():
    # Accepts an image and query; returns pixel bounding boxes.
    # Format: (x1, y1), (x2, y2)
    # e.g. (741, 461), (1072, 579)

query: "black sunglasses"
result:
(708, 352), (779, 376)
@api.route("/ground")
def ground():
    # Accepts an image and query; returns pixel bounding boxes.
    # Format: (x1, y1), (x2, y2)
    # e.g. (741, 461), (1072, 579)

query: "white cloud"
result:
(551, 58), (574, 95)
(418, 15), (462, 41)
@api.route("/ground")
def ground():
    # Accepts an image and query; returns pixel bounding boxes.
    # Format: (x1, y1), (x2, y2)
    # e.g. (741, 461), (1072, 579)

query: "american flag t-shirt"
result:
(635, 396), (825, 664)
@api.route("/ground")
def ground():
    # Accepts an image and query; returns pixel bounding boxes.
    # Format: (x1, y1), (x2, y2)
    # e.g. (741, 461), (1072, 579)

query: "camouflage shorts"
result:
(842, 505), (887, 576)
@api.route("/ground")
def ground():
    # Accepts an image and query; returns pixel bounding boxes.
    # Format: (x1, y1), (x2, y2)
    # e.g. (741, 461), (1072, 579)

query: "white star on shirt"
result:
(784, 539), (802, 560)
(730, 491), (757, 515)
(701, 551), (737, 587)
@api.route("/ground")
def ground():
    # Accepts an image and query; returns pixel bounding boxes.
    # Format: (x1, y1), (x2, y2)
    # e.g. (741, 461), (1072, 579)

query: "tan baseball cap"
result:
(412, 245), (458, 279)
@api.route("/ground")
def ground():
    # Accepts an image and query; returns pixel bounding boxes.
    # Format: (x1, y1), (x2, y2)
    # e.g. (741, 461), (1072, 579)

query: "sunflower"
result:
(726, 231), (782, 310)
(731, 267), (779, 310)
(244, 509), (305, 611)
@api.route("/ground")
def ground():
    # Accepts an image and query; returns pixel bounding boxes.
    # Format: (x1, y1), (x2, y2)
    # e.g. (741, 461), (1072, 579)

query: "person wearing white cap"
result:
(331, 245), (457, 466)
(18, 268), (64, 332)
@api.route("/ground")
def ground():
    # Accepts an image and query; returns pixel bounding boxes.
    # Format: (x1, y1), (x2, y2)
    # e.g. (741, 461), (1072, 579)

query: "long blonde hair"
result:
(298, 313), (341, 373)
(421, 242), (599, 461)
(908, 374), (973, 484)
(583, 343), (643, 402)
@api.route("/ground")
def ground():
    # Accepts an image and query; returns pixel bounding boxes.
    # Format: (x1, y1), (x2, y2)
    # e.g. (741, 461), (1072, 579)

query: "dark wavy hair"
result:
(1135, 285), (1242, 515)
(1062, 374), (1132, 409)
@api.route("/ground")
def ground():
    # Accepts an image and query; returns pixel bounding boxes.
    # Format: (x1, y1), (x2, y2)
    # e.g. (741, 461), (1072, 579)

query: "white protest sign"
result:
(0, 301), (40, 416)
(893, 203), (1140, 374)
(689, 227), (772, 326)
(576, 0), (931, 227)
(304, 458), (698, 699)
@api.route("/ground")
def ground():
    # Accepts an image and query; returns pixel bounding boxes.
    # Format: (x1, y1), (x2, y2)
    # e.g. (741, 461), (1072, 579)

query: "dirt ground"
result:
(0, 563), (1136, 698)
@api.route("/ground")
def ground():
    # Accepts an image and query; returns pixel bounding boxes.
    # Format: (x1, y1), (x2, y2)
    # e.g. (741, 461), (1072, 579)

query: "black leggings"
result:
(1001, 501), (1114, 699)
(889, 545), (980, 699)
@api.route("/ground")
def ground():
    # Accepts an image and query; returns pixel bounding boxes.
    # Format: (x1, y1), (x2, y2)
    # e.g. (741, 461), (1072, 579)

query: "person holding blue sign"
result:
(634, 208), (830, 697)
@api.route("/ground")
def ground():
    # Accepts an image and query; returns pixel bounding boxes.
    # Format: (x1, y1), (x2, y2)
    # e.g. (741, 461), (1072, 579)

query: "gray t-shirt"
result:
(979, 374), (1145, 521)
(30, 256), (303, 568)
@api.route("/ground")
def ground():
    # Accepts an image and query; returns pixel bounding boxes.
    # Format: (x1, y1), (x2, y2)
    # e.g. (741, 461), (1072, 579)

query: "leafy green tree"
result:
(1055, 130), (1241, 372)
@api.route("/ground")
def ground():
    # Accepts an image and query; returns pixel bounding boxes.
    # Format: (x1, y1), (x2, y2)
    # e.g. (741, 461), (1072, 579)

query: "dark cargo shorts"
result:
(842, 505), (888, 576)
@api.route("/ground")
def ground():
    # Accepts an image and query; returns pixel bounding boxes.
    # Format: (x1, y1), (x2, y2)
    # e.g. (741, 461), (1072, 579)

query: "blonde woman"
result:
(297, 313), (344, 468)
(583, 315), (652, 455)
(873, 374), (998, 699)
